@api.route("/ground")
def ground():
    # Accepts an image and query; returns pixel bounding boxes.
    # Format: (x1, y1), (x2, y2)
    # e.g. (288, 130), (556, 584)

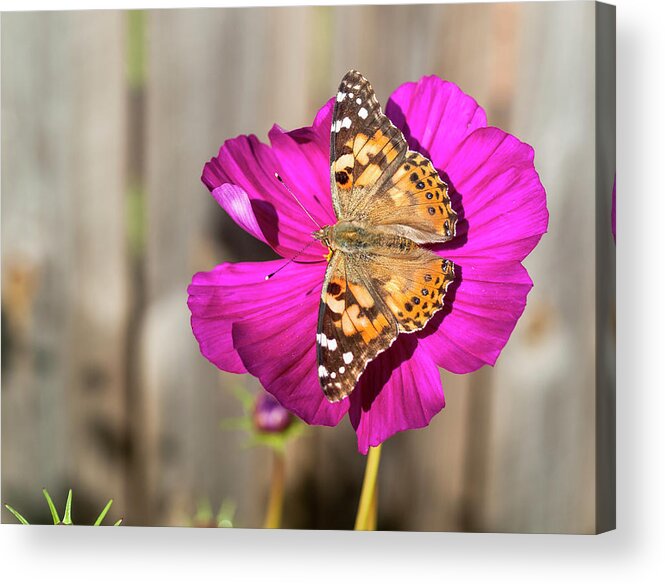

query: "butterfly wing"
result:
(330, 70), (457, 243)
(317, 248), (456, 402)
(364, 151), (458, 244)
(321, 70), (458, 401)
(330, 70), (408, 220)
(316, 251), (396, 402)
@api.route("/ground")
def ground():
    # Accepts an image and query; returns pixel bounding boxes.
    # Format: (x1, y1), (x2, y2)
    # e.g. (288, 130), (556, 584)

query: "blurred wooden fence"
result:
(2, 3), (603, 532)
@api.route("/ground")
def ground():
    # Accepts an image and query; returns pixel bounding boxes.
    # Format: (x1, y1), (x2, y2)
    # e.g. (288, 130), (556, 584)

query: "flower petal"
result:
(201, 100), (335, 260)
(210, 183), (273, 248)
(418, 259), (533, 374)
(193, 259), (349, 427)
(267, 120), (335, 226)
(188, 263), (252, 374)
(386, 75), (487, 170)
(349, 335), (445, 454)
(437, 127), (549, 263)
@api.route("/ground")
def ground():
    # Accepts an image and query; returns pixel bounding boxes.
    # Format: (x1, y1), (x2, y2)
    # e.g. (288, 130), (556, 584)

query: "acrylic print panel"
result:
(1, 1), (615, 533)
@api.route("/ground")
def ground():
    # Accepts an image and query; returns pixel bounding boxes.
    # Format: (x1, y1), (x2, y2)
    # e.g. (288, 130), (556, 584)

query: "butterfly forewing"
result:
(330, 70), (408, 220)
(317, 251), (397, 402)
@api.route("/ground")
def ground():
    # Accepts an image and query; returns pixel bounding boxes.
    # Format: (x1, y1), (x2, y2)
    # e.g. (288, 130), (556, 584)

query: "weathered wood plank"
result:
(483, 1), (597, 533)
(2, 11), (129, 524)
(141, 7), (328, 527)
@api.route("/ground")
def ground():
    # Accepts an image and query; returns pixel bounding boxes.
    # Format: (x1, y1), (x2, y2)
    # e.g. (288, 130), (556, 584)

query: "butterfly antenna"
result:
(265, 240), (320, 280)
(274, 173), (322, 230)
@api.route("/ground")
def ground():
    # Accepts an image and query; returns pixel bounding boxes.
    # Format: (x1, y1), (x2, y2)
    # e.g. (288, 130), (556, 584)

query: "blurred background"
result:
(1, 2), (614, 532)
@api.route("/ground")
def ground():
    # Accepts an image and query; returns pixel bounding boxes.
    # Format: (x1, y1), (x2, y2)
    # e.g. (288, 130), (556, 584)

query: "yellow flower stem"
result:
(366, 480), (379, 531)
(263, 450), (285, 529)
(354, 444), (382, 530)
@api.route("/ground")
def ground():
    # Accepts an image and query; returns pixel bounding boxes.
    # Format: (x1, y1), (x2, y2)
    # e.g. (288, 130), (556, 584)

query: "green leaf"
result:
(251, 419), (306, 452)
(113, 518), (123, 526)
(230, 383), (255, 411)
(62, 489), (73, 525)
(94, 499), (113, 526)
(42, 489), (61, 525)
(4, 504), (30, 525)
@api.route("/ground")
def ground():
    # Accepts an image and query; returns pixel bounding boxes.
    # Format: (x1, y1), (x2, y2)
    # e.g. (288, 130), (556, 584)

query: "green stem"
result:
(263, 450), (285, 529)
(354, 444), (382, 530)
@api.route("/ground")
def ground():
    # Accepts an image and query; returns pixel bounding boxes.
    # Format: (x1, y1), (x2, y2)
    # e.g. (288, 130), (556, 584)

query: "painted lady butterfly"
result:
(314, 70), (458, 402)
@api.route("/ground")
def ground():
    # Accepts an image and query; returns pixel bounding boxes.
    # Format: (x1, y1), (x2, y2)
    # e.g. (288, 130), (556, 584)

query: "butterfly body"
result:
(314, 222), (417, 257)
(316, 70), (458, 403)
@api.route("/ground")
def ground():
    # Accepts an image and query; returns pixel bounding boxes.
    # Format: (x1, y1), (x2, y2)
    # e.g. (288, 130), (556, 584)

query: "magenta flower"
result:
(188, 75), (548, 454)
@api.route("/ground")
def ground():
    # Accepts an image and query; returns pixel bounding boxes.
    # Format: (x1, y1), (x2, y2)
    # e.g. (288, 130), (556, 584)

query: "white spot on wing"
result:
(318, 365), (328, 377)
(358, 107), (368, 119)
(343, 352), (354, 364)
(341, 117), (352, 129)
(326, 337), (338, 351)
(336, 91), (346, 102)
(330, 372), (336, 379)
(339, 366), (345, 374)
(356, 98), (362, 105)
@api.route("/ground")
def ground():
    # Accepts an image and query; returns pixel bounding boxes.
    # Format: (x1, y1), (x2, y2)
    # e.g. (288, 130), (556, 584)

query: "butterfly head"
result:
(313, 225), (334, 251)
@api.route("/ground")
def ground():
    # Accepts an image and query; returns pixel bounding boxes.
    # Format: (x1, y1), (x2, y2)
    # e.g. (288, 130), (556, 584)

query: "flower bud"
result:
(253, 393), (293, 434)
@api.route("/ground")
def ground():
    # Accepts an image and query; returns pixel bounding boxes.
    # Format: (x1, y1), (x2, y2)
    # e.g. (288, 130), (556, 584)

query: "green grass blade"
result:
(4, 504), (30, 525)
(94, 499), (113, 526)
(42, 489), (61, 525)
(113, 518), (123, 526)
(62, 489), (73, 525)
(217, 499), (236, 528)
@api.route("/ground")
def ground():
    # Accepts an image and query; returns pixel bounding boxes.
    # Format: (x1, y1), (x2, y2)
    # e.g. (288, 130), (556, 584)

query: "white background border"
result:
(1, 0), (662, 581)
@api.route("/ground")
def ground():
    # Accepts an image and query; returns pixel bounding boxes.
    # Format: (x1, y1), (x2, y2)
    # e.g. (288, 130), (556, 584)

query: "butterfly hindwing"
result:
(368, 249), (456, 334)
(316, 248), (456, 402)
(365, 151), (458, 243)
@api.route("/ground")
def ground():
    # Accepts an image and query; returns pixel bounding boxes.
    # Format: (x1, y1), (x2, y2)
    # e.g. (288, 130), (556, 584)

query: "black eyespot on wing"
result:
(327, 281), (342, 295)
(335, 171), (349, 185)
